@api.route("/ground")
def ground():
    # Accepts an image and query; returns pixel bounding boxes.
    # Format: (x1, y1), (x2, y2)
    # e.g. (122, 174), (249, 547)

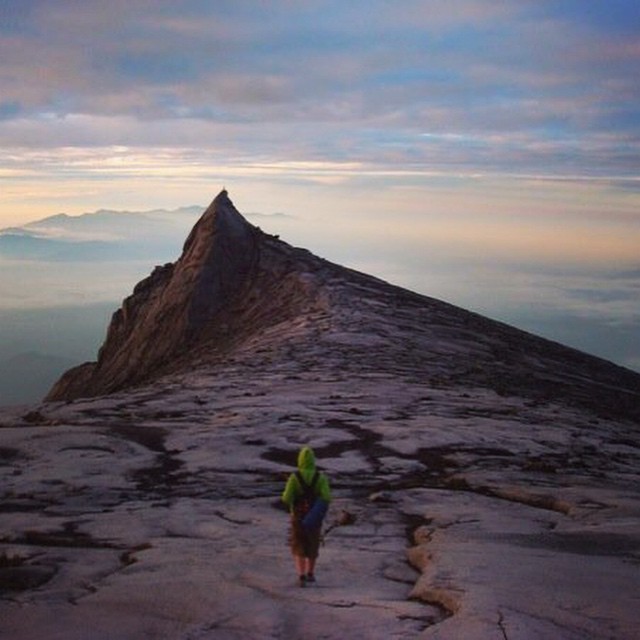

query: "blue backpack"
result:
(294, 470), (329, 531)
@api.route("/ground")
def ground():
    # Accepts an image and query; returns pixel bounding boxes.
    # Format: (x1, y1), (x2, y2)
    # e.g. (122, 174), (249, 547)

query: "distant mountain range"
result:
(0, 206), (293, 263)
(0, 206), (204, 262)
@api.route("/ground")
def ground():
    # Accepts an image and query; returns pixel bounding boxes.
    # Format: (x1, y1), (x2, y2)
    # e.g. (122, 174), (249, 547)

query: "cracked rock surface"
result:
(2, 191), (639, 638)
(2, 362), (639, 639)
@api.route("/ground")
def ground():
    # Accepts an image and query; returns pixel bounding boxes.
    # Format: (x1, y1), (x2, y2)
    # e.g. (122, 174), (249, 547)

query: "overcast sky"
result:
(1, 1), (639, 371)
(1, 1), (638, 219)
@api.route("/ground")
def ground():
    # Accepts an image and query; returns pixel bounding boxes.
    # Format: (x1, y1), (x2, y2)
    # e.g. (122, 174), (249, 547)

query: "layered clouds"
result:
(0, 0), (639, 383)
(1, 0), (639, 199)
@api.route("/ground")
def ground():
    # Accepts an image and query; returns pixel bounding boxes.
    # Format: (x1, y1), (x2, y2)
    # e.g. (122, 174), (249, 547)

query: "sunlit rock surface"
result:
(2, 191), (639, 638)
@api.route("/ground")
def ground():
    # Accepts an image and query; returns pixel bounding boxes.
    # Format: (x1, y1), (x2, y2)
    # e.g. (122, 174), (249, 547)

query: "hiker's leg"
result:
(305, 528), (320, 578)
(294, 554), (306, 577)
(294, 555), (308, 586)
(290, 517), (306, 579)
(306, 556), (316, 576)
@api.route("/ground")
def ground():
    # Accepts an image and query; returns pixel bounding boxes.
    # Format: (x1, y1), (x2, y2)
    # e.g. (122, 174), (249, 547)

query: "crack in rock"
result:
(497, 610), (509, 640)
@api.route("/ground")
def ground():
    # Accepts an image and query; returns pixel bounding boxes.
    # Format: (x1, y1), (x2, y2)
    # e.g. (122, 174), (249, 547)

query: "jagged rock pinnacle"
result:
(47, 190), (264, 400)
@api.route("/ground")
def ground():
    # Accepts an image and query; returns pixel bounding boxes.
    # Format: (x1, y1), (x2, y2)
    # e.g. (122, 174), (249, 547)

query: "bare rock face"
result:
(47, 190), (640, 422)
(47, 190), (318, 400)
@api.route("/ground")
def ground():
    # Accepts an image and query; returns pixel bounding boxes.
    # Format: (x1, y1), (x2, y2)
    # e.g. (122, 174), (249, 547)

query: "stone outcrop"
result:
(47, 190), (640, 423)
(47, 189), (321, 400)
(47, 190), (260, 398)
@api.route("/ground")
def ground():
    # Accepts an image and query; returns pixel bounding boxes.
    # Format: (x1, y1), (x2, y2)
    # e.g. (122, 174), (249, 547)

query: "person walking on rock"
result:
(282, 446), (331, 587)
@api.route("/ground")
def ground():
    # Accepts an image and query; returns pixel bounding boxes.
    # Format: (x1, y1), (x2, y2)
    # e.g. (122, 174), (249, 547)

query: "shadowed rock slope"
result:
(47, 190), (640, 422)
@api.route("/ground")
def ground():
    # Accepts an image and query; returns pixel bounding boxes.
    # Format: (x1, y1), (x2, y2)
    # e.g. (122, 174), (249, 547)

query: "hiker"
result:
(281, 446), (331, 587)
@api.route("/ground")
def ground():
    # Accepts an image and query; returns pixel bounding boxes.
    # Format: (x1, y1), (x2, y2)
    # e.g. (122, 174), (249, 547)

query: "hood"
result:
(297, 446), (316, 472)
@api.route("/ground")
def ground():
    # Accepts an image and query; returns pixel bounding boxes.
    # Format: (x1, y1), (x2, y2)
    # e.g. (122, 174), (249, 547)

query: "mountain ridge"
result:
(47, 190), (640, 423)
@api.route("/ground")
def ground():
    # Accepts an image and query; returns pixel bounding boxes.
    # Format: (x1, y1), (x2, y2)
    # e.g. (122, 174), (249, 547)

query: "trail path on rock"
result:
(2, 355), (639, 638)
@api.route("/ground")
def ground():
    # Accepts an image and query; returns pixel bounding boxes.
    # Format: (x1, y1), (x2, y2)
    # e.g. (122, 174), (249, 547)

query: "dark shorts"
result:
(289, 516), (321, 559)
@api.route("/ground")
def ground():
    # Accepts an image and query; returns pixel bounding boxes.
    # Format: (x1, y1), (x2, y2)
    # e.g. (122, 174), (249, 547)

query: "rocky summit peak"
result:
(47, 190), (266, 400)
(182, 189), (250, 254)
(47, 191), (640, 423)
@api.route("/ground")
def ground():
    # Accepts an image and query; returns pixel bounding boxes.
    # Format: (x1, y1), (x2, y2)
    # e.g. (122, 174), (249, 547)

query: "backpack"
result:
(293, 470), (329, 531)
(293, 470), (319, 521)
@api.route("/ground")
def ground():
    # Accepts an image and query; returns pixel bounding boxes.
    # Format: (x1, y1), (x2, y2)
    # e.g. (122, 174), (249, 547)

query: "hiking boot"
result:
(306, 573), (316, 584)
(298, 575), (306, 588)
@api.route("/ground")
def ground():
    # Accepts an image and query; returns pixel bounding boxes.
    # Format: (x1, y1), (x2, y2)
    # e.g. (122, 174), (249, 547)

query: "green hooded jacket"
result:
(281, 446), (331, 512)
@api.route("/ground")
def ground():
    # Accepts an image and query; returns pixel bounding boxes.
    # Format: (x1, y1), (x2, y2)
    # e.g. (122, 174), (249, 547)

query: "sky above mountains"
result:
(1, 1), (638, 223)
(0, 1), (639, 391)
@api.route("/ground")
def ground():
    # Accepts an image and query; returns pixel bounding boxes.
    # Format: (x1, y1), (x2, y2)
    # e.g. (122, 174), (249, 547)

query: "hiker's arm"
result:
(318, 474), (332, 502)
(281, 474), (300, 510)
